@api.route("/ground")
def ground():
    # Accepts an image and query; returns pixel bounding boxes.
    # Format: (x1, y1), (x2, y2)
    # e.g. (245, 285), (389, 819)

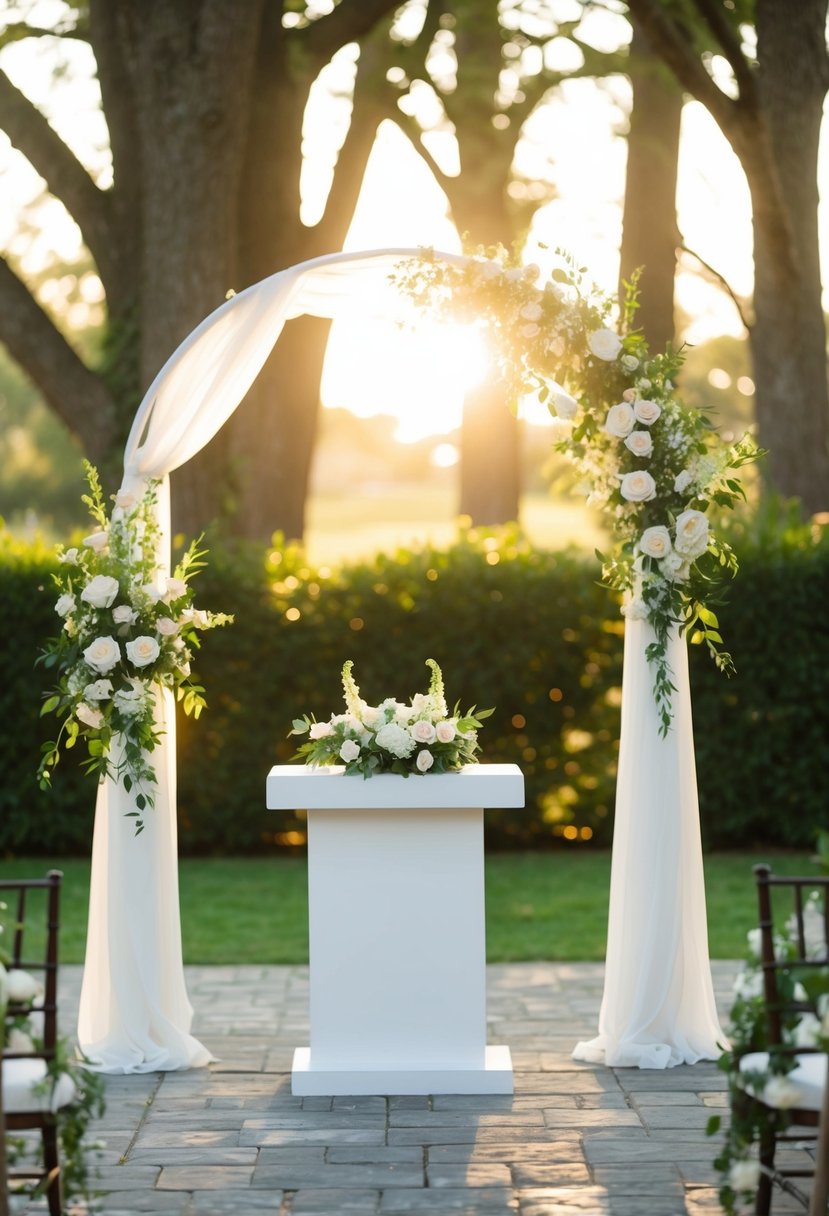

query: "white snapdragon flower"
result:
(587, 328), (622, 361)
(156, 617), (180, 637)
(164, 577), (188, 602)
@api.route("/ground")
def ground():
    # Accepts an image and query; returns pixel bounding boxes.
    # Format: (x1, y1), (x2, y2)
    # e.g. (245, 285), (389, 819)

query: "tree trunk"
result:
(747, 0), (829, 515)
(618, 20), (683, 351)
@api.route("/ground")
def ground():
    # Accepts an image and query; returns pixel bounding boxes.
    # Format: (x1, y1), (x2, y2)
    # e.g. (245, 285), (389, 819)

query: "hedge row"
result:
(1, 513), (827, 854)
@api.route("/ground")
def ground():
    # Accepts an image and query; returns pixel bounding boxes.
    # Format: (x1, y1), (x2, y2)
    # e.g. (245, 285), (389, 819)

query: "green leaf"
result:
(40, 695), (60, 716)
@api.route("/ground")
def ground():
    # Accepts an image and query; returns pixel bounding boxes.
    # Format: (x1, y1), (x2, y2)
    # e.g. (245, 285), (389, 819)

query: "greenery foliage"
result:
(1, 509), (827, 855)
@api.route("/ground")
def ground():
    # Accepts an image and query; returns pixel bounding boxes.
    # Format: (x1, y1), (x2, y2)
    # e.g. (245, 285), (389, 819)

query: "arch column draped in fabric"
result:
(77, 247), (724, 1073)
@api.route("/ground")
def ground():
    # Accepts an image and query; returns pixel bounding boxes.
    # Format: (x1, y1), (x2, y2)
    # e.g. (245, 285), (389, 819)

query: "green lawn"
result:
(0, 852), (816, 965)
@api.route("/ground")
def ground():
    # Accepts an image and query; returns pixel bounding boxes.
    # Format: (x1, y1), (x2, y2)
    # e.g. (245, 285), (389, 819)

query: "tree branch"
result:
(624, 0), (747, 141)
(690, 0), (758, 106)
(0, 256), (118, 461)
(391, 102), (457, 198)
(297, 0), (402, 73)
(679, 241), (753, 331)
(0, 69), (113, 272)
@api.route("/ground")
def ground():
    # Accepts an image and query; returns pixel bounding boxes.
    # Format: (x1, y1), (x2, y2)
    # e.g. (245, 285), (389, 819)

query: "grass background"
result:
(1, 851), (815, 965)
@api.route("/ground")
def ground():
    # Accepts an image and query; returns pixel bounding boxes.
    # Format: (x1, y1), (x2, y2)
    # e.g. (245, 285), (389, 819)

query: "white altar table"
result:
(266, 764), (524, 1095)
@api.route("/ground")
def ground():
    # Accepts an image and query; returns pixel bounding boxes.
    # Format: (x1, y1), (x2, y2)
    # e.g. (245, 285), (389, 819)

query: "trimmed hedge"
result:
(2, 515), (827, 854)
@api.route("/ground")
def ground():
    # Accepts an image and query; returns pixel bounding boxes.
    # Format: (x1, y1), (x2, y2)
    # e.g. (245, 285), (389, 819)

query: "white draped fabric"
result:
(78, 245), (724, 1073)
(572, 620), (726, 1068)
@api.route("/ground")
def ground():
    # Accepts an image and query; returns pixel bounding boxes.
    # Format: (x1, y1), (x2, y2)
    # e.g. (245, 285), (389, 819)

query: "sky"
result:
(1, 1), (826, 446)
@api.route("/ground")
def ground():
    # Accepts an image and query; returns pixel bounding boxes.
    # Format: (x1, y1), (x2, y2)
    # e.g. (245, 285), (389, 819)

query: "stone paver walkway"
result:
(17, 962), (813, 1214)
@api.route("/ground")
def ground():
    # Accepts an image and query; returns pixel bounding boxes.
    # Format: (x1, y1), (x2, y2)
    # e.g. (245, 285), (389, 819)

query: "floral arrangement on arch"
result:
(37, 464), (232, 831)
(395, 249), (761, 731)
(290, 658), (492, 777)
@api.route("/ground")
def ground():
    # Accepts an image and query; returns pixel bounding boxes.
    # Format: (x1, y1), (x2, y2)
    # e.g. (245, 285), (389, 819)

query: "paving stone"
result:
(253, 1160), (424, 1189)
(389, 1110), (545, 1128)
(241, 1127), (387, 1147)
(427, 1142), (583, 1166)
(188, 1191), (284, 1213)
(127, 1147), (259, 1166)
(327, 1147), (425, 1165)
(511, 1163), (592, 1188)
(542, 1108), (642, 1129)
(380, 1187), (517, 1213)
(156, 1164), (255, 1190)
(425, 1163), (513, 1187)
(289, 1188), (381, 1214)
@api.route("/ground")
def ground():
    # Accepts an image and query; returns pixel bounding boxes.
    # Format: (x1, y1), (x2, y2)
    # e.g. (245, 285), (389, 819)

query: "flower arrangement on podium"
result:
(289, 659), (493, 777)
(37, 463), (232, 831)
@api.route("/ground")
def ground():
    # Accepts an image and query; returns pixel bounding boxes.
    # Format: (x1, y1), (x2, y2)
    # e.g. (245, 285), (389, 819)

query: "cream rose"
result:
(673, 509), (709, 559)
(55, 593), (76, 617)
(624, 430), (653, 458)
(639, 526), (672, 559)
(634, 399), (661, 426)
(156, 616), (179, 637)
(76, 701), (104, 729)
(435, 720), (456, 744)
(587, 328), (622, 361)
(82, 530), (109, 552)
(83, 635), (121, 674)
(81, 575), (120, 609)
(619, 470), (657, 502)
(660, 552), (690, 582)
(410, 719), (437, 745)
(416, 749), (434, 773)
(112, 604), (138, 625)
(84, 679), (113, 701)
(339, 739), (360, 762)
(126, 636), (161, 668)
(604, 403), (635, 438)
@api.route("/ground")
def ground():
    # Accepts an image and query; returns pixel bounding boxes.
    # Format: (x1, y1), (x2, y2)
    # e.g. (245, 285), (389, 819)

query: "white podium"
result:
(266, 763), (524, 1096)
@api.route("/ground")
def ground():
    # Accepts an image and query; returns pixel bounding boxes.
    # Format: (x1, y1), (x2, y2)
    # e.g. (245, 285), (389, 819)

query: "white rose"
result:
(83, 635), (121, 674)
(624, 430), (653, 458)
(126, 636), (161, 668)
(156, 617), (179, 637)
(82, 530), (109, 553)
(57, 547), (79, 565)
(659, 552), (690, 582)
(164, 577), (188, 602)
(55, 593), (76, 617)
(634, 399), (661, 426)
(6, 1026), (35, 1053)
(763, 1074), (802, 1109)
(622, 388), (637, 403)
(416, 749), (434, 773)
(520, 302), (542, 322)
(551, 389), (578, 420)
(587, 328), (622, 361)
(7, 968), (43, 1004)
(728, 1160), (761, 1193)
(114, 489), (138, 510)
(112, 605), (138, 625)
(309, 721), (333, 739)
(83, 679), (113, 701)
(604, 403), (635, 438)
(674, 469), (693, 494)
(673, 509), (709, 559)
(638, 378), (652, 391)
(339, 739), (361, 762)
(435, 721), (456, 744)
(639, 526), (672, 559)
(410, 719), (437, 745)
(375, 722), (417, 759)
(521, 323), (540, 339)
(81, 575), (121, 609)
(619, 470), (657, 503)
(620, 354), (639, 372)
(76, 701), (104, 729)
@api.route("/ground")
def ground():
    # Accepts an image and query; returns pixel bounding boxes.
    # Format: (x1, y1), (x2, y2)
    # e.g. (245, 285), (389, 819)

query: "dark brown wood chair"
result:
(1, 870), (73, 1216)
(735, 865), (829, 1215)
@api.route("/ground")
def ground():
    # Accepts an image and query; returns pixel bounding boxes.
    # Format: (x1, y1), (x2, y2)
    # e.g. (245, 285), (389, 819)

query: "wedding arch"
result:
(73, 246), (742, 1073)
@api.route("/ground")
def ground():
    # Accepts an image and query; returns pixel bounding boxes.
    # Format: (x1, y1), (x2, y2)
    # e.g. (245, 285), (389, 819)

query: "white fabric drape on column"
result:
(78, 249), (463, 1071)
(572, 619), (726, 1068)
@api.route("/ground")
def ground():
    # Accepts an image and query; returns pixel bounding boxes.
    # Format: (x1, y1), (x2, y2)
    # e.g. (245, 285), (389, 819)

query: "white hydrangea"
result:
(375, 722), (417, 759)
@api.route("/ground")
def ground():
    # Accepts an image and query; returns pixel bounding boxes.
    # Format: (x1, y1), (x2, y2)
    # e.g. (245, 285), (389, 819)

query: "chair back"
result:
(0, 870), (61, 1059)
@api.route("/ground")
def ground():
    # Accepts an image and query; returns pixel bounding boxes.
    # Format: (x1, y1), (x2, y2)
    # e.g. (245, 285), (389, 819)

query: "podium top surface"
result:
(266, 763), (525, 810)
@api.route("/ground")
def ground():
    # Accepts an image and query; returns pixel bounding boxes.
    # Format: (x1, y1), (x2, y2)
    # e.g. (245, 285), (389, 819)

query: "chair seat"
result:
(2, 1056), (77, 1114)
(738, 1051), (827, 1112)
